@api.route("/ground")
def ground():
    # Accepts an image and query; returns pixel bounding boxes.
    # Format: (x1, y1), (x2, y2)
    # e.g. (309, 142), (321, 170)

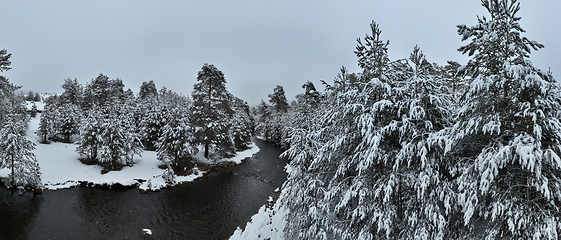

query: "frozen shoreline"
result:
(0, 113), (260, 191)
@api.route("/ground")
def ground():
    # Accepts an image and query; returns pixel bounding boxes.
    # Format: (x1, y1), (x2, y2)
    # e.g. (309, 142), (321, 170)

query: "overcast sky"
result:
(3, 1), (560, 105)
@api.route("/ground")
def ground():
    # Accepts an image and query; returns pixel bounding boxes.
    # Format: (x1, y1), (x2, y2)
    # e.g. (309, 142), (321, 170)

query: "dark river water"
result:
(0, 140), (287, 240)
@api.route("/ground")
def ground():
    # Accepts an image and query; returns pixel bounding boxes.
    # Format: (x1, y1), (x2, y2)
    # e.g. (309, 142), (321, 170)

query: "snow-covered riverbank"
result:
(0, 114), (259, 191)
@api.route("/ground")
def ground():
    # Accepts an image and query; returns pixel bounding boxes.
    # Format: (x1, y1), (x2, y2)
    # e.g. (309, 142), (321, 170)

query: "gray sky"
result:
(3, 1), (560, 105)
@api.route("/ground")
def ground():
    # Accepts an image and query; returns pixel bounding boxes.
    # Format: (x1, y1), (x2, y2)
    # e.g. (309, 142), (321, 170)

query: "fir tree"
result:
(446, 0), (561, 238)
(191, 63), (235, 159)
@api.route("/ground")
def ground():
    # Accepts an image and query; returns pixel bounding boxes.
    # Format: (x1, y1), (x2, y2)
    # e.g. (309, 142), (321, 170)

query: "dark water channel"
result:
(0, 139), (287, 240)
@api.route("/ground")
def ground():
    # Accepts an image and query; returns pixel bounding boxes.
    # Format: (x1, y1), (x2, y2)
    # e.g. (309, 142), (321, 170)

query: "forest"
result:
(235, 0), (561, 239)
(2, 0), (561, 239)
(0, 61), (255, 190)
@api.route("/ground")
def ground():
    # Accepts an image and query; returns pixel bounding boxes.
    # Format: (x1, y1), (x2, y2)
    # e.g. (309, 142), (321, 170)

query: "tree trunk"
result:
(204, 140), (209, 159)
(11, 154), (14, 187)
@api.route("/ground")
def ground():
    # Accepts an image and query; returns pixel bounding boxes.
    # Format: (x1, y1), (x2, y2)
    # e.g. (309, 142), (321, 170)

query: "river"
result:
(0, 139), (287, 240)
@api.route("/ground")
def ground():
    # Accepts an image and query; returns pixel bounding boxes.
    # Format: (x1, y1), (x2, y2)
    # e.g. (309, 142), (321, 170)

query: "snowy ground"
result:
(0, 114), (260, 191)
(229, 195), (287, 240)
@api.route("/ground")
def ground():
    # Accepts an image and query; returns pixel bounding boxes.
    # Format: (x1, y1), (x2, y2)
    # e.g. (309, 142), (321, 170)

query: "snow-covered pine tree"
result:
(82, 73), (110, 110)
(97, 113), (142, 170)
(30, 103), (38, 118)
(76, 109), (103, 162)
(299, 81), (321, 108)
(191, 63), (235, 159)
(55, 103), (81, 143)
(0, 115), (42, 190)
(38, 103), (56, 143)
(443, 60), (465, 97)
(108, 78), (125, 103)
(279, 21), (403, 240)
(139, 101), (170, 151)
(229, 96), (254, 151)
(0, 49), (17, 126)
(370, 45), (454, 239)
(255, 86), (291, 146)
(34, 92), (41, 102)
(355, 21), (390, 82)
(446, 0), (561, 238)
(254, 100), (273, 140)
(268, 85), (289, 113)
(0, 49), (11, 73)
(138, 80), (158, 100)
(60, 78), (83, 105)
(156, 117), (194, 171)
(25, 90), (35, 102)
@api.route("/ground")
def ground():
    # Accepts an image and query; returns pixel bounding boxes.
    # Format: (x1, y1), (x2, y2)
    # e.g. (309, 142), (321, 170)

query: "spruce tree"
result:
(447, 0), (561, 238)
(191, 63), (235, 159)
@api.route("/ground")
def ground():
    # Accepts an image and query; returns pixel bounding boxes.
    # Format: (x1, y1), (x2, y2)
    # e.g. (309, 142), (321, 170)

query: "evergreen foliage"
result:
(355, 21), (390, 81)
(96, 111), (142, 169)
(139, 80), (158, 100)
(268, 85), (289, 113)
(191, 63), (235, 159)
(139, 101), (170, 151)
(445, 0), (561, 238)
(250, 1), (561, 240)
(75, 109), (103, 162)
(229, 97), (254, 150)
(60, 78), (83, 105)
(0, 116), (42, 190)
(0, 49), (11, 73)
(156, 117), (194, 171)
(30, 103), (38, 118)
